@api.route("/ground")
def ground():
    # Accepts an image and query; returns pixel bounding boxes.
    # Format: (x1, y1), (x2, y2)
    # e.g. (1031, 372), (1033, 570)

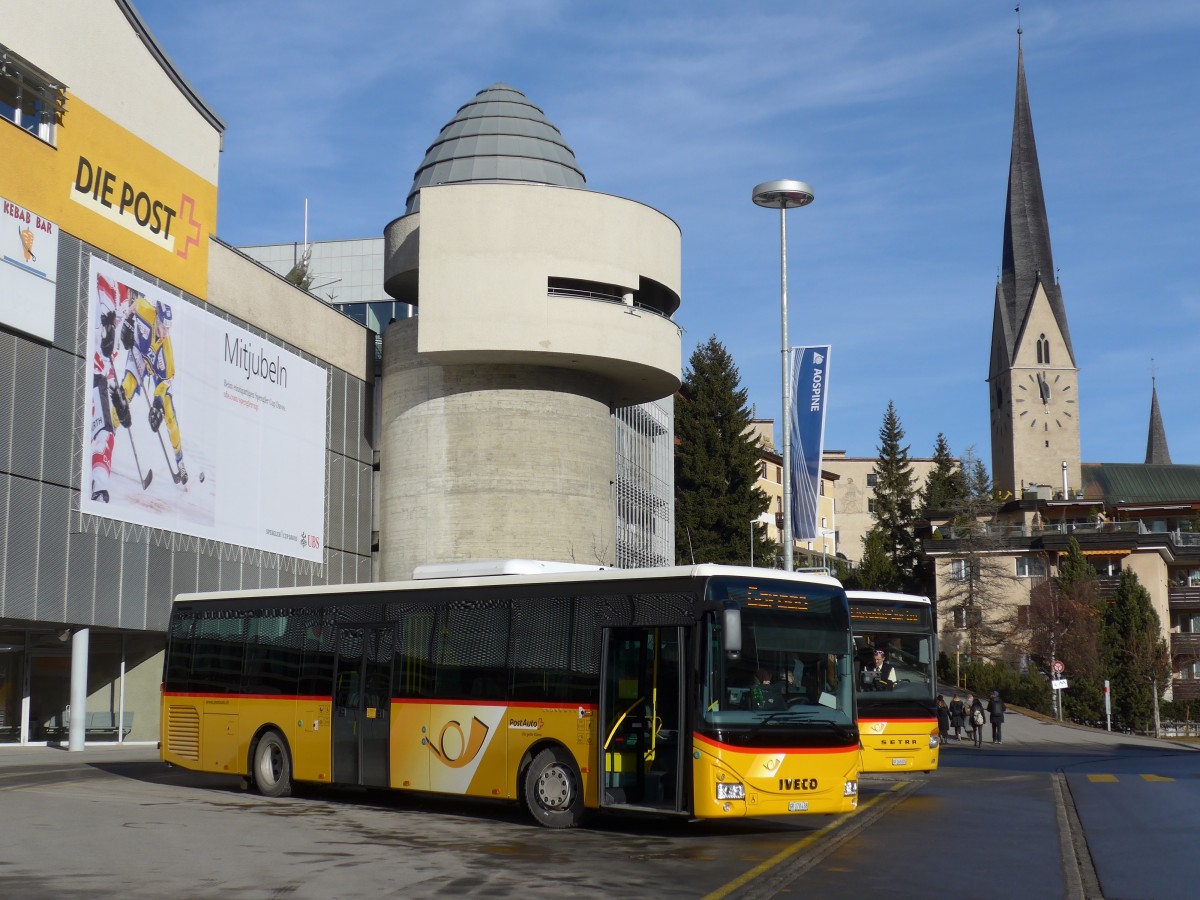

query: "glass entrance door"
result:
(600, 627), (685, 812)
(332, 626), (394, 787)
(0, 633), (26, 743)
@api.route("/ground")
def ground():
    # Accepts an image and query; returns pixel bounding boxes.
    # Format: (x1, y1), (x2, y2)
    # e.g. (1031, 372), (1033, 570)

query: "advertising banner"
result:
(1, 195), (58, 341)
(789, 346), (831, 541)
(81, 256), (327, 562)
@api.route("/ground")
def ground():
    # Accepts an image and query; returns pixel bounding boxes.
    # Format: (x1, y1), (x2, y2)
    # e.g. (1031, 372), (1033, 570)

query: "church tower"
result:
(988, 36), (1081, 497)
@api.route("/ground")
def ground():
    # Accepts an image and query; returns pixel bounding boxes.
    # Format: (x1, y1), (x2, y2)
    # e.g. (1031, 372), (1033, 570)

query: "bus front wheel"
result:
(522, 746), (584, 828)
(252, 730), (293, 798)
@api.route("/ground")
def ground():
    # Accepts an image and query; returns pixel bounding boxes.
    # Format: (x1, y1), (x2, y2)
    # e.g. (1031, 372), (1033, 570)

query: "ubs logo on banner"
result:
(70, 155), (204, 259)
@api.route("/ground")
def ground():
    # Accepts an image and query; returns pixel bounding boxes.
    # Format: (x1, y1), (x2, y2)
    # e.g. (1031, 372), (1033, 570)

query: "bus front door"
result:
(600, 626), (685, 813)
(332, 626), (395, 788)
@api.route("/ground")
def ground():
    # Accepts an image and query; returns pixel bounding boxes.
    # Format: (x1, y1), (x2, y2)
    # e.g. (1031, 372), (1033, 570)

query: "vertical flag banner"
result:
(789, 346), (831, 541)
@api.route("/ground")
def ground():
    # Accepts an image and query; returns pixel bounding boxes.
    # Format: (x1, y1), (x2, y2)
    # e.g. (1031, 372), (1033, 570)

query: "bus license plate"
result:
(891, 758), (908, 767)
(788, 801), (808, 812)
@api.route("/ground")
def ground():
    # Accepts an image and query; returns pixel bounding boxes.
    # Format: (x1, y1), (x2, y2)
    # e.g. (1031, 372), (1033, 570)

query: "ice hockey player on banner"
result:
(89, 274), (133, 502)
(120, 290), (189, 485)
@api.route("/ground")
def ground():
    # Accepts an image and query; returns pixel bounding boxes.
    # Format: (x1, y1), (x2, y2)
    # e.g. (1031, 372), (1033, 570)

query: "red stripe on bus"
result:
(859, 716), (937, 724)
(161, 692), (597, 710)
(693, 732), (857, 755)
(163, 692), (332, 701)
(390, 698), (599, 711)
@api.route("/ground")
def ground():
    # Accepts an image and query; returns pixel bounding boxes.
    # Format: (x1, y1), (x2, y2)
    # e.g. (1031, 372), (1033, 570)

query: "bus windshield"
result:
(701, 577), (855, 728)
(850, 596), (937, 709)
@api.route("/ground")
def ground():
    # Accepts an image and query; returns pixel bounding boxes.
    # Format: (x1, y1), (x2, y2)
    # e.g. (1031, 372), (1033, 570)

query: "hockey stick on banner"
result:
(140, 385), (185, 485)
(125, 425), (154, 490)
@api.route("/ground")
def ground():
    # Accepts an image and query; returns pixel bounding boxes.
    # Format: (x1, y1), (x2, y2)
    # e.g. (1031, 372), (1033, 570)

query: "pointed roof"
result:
(993, 40), (1075, 370)
(404, 83), (586, 214)
(1145, 378), (1172, 465)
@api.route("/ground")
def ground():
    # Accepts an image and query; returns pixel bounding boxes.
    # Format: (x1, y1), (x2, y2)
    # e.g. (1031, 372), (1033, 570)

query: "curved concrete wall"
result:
(380, 319), (616, 580)
(383, 183), (681, 406)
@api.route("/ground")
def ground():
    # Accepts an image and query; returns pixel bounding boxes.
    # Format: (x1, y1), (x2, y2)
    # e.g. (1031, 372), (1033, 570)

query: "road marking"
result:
(1087, 774), (1118, 782)
(703, 782), (913, 900)
(1140, 774), (1174, 782)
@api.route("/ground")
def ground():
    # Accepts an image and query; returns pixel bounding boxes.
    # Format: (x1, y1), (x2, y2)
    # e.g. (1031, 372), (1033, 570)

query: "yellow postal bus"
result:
(847, 590), (940, 774)
(161, 563), (860, 827)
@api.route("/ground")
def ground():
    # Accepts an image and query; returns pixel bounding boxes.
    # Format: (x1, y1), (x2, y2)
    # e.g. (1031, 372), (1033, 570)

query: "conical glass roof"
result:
(405, 83), (586, 213)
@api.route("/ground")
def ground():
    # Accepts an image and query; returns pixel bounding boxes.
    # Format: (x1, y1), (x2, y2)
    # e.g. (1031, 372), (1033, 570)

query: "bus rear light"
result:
(843, 780), (858, 797)
(716, 782), (745, 800)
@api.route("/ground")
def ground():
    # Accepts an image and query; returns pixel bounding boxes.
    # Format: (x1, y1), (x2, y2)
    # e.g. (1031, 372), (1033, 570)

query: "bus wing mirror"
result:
(723, 605), (742, 657)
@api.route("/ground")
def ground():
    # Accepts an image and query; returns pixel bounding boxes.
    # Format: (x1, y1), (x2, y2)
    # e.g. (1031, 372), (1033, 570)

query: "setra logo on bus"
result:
(779, 778), (818, 791)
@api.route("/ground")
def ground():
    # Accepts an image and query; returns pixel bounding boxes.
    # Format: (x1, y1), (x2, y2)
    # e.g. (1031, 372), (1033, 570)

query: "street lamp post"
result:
(752, 180), (814, 572)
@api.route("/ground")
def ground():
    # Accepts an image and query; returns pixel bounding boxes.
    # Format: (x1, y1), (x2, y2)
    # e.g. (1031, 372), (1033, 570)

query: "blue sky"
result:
(135, 1), (1200, 468)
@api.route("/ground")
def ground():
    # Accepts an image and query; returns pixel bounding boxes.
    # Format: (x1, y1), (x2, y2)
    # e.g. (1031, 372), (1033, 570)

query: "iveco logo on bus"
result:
(779, 778), (819, 791)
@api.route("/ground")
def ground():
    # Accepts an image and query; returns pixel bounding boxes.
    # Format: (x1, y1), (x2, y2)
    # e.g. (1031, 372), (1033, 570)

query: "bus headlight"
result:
(843, 780), (858, 797)
(929, 735), (941, 749)
(716, 782), (746, 801)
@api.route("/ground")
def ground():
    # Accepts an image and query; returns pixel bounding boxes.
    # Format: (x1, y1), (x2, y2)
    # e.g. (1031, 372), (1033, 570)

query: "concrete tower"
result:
(988, 39), (1082, 498)
(379, 85), (682, 579)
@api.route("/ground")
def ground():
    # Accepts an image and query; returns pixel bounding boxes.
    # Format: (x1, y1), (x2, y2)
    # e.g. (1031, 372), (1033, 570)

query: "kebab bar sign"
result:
(1, 194), (59, 342)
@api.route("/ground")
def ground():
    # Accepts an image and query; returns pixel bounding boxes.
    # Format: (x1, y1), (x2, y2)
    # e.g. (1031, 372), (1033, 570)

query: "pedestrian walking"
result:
(988, 690), (1006, 744)
(949, 692), (966, 741)
(936, 695), (950, 744)
(970, 695), (986, 748)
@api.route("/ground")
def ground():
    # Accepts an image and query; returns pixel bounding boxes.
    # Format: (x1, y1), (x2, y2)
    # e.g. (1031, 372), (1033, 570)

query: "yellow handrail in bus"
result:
(604, 696), (645, 750)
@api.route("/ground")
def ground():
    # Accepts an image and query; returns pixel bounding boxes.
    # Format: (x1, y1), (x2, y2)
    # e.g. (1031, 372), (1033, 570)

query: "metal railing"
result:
(933, 521), (1145, 540)
(546, 285), (679, 326)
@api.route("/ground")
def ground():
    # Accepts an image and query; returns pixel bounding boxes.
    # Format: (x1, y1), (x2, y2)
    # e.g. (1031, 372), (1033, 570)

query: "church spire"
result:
(1145, 375), (1172, 465)
(995, 37), (1075, 368)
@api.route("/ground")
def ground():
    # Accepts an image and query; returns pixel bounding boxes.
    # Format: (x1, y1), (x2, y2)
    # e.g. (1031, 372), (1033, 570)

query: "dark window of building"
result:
(0, 46), (64, 143)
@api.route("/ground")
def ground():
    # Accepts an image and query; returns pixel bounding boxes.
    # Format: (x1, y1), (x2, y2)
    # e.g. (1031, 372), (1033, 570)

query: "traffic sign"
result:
(1052, 678), (1069, 690)
(1052, 660), (1064, 674)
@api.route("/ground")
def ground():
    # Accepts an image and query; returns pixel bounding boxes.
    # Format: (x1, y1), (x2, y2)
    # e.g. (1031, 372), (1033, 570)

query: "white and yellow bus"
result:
(847, 590), (940, 774)
(161, 563), (860, 827)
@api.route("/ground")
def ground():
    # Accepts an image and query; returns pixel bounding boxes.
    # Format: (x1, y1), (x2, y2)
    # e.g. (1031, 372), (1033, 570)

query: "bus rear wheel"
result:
(252, 730), (293, 798)
(522, 746), (585, 828)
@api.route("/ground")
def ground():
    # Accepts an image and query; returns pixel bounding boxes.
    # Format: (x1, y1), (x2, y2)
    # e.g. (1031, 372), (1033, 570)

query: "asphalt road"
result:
(0, 712), (1195, 899)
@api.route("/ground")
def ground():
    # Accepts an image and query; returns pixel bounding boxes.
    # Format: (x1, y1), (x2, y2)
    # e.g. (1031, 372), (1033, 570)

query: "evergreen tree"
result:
(866, 401), (921, 591)
(920, 433), (966, 512)
(849, 528), (902, 591)
(1102, 569), (1171, 732)
(675, 336), (772, 565)
(1029, 539), (1104, 723)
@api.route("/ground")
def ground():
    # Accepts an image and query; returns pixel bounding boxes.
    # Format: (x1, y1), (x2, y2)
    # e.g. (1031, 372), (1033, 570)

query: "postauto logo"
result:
(427, 716), (491, 769)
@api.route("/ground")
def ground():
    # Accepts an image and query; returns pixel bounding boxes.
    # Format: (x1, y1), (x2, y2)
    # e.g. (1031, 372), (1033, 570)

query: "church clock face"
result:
(1017, 370), (1074, 431)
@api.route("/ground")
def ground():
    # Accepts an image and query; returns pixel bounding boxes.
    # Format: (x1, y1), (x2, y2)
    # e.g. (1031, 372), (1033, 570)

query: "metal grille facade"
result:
(0, 232), (374, 634)
(614, 397), (675, 568)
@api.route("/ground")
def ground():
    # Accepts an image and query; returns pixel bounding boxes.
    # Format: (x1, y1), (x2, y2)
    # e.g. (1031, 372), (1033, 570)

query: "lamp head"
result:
(752, 180), (814, 209)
